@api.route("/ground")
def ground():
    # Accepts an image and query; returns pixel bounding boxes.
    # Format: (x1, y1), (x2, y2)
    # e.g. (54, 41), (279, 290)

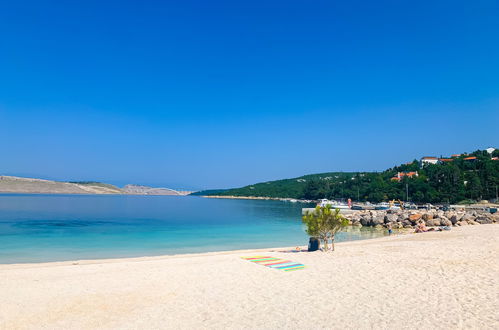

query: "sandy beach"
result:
(1, 225), (498, 330)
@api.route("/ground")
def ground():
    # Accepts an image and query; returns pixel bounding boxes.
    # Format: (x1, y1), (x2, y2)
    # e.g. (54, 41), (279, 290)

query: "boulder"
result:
(372, 215), (385, 226)
(444, 211), (455, 219)
(409, 214), (422, 221)
(423, 213), (434, 220)
(457, 221), (468, 226)
(360, 216), (372, 227)
(402, 220), (412, 227)
(440, 217), (452, 227)
(461, 213), (475, 222)
(450, 215), (459, 225)
(384, 214), (398, 223)
(403, 224), (413, 229)
(475, 216), (493, 224)
(426, 218), (441, 227)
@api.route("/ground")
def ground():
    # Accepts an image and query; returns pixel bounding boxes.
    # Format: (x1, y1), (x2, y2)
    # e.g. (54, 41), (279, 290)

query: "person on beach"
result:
(415, 220), (427, 233)
(387, 222), (393, 235)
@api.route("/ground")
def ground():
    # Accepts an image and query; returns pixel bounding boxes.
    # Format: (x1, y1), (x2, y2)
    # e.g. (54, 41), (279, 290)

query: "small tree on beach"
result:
(326, 208), (349, 251)
(302, 205), (349, 251)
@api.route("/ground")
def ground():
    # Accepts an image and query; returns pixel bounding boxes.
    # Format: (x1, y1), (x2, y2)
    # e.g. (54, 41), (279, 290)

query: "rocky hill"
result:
(0, 176), (122, 194)
(0, 176), (191, 196)
(122, 184), (189, 195)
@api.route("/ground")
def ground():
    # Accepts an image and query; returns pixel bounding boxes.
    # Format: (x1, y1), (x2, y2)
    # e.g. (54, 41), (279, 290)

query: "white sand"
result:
(1, 225), (498, 329)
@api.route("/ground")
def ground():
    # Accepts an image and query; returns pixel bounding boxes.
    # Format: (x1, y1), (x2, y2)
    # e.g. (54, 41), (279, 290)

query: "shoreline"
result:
(1, 225), (498, 329)
(0, 227), (442, 269)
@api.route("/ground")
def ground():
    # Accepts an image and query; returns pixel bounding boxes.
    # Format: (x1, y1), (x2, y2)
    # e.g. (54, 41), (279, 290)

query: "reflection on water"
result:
(0, 194), (388, 263)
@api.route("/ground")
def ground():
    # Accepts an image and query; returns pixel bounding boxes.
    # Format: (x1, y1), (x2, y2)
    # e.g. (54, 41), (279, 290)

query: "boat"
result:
(318, 199), (351, 209)
(375, 202), (401, 210)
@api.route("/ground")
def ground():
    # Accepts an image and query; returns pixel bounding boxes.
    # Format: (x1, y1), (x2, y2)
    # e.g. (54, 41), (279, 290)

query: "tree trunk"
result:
(331, 235), (335, 251)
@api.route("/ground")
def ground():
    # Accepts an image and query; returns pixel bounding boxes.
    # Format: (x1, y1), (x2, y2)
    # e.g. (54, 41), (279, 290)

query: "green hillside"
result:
(195, 148), (499, 204)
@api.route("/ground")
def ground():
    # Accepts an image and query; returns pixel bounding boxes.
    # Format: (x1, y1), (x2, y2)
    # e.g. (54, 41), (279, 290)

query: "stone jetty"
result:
(342, 209), (499, 229)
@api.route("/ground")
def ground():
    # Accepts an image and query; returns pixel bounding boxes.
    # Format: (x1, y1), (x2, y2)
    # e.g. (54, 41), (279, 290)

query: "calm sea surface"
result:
(0, 194), (387, 263)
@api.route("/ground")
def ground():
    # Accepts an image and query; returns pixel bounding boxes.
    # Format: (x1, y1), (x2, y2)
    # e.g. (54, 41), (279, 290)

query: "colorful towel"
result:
(241, 256), (305, 271)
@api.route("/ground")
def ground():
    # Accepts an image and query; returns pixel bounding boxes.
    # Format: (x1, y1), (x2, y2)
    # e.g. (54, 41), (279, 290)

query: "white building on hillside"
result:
(420, 156), (439, 166)
(486, 147), (496, 154)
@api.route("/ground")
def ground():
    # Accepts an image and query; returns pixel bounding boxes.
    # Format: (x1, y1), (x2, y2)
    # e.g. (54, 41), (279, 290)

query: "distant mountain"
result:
(0, 176), (122, 194)
(0, 176), (192, 196)
(122, 184), (191, 196)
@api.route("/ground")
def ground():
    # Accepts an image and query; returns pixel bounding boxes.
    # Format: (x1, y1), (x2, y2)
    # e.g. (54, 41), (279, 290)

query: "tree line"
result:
(301, 149), (499, 203)
(199, 149), (499, 204)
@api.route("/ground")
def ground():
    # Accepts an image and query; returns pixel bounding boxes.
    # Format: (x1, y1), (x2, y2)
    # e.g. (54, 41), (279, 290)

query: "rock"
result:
(462, 213), (475, 222)
(450, 215), (459, 225)
(423, 213), (433, 220)
(444, 211), (454, 219)
(457, 221), (468, 226)
(360, 216), (371, 227)
(384, 214), (398, 223)
(469, 220), (479, 225)
(440, 217), (452, 227)
(403, 224), (413, 229)
(409, 214), (422, 221)
(426, 218), (441, 227)
(402, 220), (412, 227)
(475, 216), (492, 224)
(372, 215), (385, 226)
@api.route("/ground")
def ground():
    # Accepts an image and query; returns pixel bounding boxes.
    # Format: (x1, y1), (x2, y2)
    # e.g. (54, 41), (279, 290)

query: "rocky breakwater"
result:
(343, 209), (499, 229)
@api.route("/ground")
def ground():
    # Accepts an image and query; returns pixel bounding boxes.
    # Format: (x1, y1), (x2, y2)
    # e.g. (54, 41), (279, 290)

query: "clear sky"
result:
(1, 0), (498, 190)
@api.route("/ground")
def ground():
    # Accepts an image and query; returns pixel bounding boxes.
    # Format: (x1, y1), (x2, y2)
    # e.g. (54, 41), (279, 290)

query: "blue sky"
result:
(1, 0), (498, 189)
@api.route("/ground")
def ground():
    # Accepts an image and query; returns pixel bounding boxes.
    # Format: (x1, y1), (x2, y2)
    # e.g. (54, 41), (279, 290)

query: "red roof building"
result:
(464, 156), (477, 161)
(391, 171), (419, 181)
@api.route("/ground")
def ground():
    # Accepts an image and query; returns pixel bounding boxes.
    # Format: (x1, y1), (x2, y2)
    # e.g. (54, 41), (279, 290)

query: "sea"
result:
(0, 194), (388, 263)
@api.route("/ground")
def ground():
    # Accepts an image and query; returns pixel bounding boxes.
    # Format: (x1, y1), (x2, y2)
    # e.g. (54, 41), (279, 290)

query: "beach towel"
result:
(241, 256), (305, 271)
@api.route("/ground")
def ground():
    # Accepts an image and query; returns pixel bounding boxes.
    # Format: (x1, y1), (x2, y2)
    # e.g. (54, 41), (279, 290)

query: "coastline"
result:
(0, 228), (413, 268)
(1, 225), (498, 329)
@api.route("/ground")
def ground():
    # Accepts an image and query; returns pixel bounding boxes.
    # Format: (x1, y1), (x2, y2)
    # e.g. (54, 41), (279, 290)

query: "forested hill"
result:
(193, 148), (499, 204)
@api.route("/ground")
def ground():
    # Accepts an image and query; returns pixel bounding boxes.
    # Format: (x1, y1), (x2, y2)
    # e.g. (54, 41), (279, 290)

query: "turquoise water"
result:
(0, 194), (387, 263)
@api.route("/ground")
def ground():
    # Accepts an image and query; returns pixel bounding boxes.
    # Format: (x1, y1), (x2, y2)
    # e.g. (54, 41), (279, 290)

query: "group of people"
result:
(414, 220), (451, 233)
(414, 220), (428, 233)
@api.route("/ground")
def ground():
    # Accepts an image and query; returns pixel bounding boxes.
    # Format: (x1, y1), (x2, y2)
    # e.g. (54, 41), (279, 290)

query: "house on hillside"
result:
(451, 154), (462, 158)
(439, 158), (453, 163)
(420, 156), (439, 166)
(391, 171), (419, 181)
(486, 147), (496, 154)
(464, 156), (477, 161)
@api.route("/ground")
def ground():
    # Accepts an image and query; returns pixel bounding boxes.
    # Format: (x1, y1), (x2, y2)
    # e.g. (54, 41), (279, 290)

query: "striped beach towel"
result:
(241, 256), (305, 272)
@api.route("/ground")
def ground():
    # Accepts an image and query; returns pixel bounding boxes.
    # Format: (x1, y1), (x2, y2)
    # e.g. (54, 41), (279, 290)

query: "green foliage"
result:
(302, 205), (349, 251)
(190, 189), (228, 196)
(198, 148), (499, 203)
